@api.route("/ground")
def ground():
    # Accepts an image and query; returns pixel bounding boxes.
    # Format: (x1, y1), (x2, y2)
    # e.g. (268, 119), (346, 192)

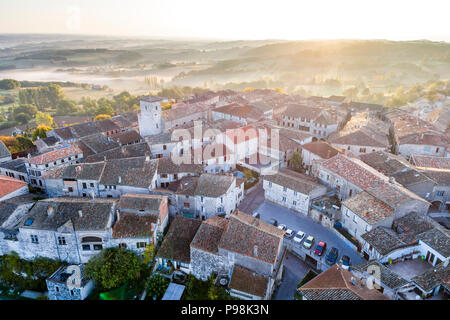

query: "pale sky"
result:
(0, 0), (449, 41)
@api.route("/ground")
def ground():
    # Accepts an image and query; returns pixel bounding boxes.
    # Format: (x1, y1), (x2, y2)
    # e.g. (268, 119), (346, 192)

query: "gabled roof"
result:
(416, 228), (450, 258)
(99, 157), (158, 188)
(156, 216), (201, 264)
(29, 143), (82, 165)
(302, 141), (341, 159)
(190, 216), (229, 254)
(331, 130), (386, 148)
(22, 198), (116, 231)
(412, 261), (449, 292)
(229, 265), (269, 298)
(263, 168), (324, 195)
(299, 264), (388, 300)
(410, 155), (450, 170)
(0, 175), (28, 199)
(343, 191), (395, 225)
(218, 210), (283, 264)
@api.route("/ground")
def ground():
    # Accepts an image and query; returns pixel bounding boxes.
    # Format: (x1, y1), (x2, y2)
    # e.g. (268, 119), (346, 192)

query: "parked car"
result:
(326, 247), (339, 265)
(341, 255), (351, 270)
(293, 231), (305, 243)
(278, 224), (287, 231)
(269, 218), (278, 227)
(303, 236), (315, 249)
(252, 212), (260, 219)
(315, 241), (327, 256)
(285, 229), (294, 238)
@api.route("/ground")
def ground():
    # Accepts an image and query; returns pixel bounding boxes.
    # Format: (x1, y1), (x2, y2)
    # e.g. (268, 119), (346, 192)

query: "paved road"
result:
(273, 252), (311, 300)
(237, 182), (265, 214)
(255, 201), (364, 267)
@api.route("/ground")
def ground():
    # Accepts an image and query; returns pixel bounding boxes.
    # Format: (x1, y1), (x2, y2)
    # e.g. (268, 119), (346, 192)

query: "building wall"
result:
(331, 143), (386, 157)
(138, 100), (162, 136)
(398, 144), (446, 158)
(47, 279), (95, 300)
(190, 247), (232, 281)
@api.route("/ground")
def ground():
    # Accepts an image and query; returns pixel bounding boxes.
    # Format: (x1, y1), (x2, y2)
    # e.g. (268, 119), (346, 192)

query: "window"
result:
(221, 197), (223, 204)
(161, 174), (168, 178)
(58, 236), (66, 246)
(269, 182), (272, 188)
(93, 244), (103, 251)
(184, 202), (190, 208)
(163, 145), (167, 150)
(82, 183), (87, 189)
(82, 244), (90, 251)
(70, 290), (74, 296)
(293, 201), (297, 206)
(359, 148), (366, 153)
(283, 187), (287, 192)
(90, 183), (94, 188)
(31, 235), (39, 244)
(201, 196), (204, 203)
(55, 286), (59, 292)
(68, 187), (73, 192)
(137, 242), (147, 249)
(174, 174), (178, 180)
(282, 196), (286, 202)
(119, 243), (127, 248)
(294, 191), (298, 196)
(436, 191), (445, 197)
(353, 215), (357, 223)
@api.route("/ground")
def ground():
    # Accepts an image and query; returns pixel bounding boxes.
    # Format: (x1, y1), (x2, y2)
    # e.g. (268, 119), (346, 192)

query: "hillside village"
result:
(0, 87), (449, 301)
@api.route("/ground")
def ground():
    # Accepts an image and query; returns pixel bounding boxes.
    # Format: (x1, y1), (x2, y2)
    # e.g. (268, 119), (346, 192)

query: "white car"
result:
(278, 224), (287, 231)
(285, 229), (294, 238)
(293, 231), (305, 243)
(303, 235), (315, 249)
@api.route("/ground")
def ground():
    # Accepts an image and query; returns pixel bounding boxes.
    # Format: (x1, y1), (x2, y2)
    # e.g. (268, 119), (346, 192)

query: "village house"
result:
(359, 151), (437, 201)
(410, 154), (450, 170)
(4, 197), (117, 264)
(419, 168), (450, 212)
(190, 211), (285, 300)
(277, 104), (343, 139)
(110, 194), (169, 251)
(156, 157), (204, 188)
(46, 264), (94, 300)
(301, 140), (341, 173)
(263, 168), (327, 215)
(298, 264), (388, 300)
(156, 216), (202, 274)
(25, 143), (83, 190)
(83, 142), (151, 163)
(34, 136), (59, 153)
(330, 130), (389, 156)
(166, 173), (244, 219)
(138, 95), (164, 137)
(0, 158), (29, 183)
(212, 104), (265, 124)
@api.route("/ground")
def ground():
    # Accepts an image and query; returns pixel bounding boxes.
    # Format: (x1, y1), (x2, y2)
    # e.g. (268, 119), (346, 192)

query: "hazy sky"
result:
(0, 0), (449, 41)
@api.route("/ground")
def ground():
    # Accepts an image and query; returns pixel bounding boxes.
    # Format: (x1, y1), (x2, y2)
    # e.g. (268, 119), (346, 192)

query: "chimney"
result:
(47, 206), (54, 217)
(116, 210), (120, 222)
(350, 277), (357, 286)
(253, 245), (258, 257)
(89, 190), (95, 200)
(78, 210), (83, 219)
(121, 146), (125, 153)
(118, 176), (122, 184)
(27, 153), (31, 159)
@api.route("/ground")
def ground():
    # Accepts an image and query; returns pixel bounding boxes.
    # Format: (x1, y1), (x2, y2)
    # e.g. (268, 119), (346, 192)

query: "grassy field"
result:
(62, 87), (117, 102)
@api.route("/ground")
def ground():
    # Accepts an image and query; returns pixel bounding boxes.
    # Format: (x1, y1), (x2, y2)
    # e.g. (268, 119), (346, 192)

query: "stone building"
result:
(46, 264), (94, 300)
(138, 95), (164, 137)
(263, 168), (327, 215)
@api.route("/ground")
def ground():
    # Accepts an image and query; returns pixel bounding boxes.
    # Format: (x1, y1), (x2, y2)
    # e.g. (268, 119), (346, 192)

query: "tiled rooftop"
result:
(343, 191), (395, 225)
(29, 143), (82, 165)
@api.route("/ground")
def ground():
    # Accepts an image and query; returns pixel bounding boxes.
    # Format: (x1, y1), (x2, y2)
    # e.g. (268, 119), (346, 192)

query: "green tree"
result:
(32, 125), (53, 141)
(146, 275), (169, 300)
(12, 104), (38, 124)
(56, 100), (79, 115)
(142, 244), (155, 266)
(94, 114), (112, 121)
(0, 79), (21, 90)
(35, 111), (54, 127)
(85, 247), (141, 291)
(290, 151), (304, 173)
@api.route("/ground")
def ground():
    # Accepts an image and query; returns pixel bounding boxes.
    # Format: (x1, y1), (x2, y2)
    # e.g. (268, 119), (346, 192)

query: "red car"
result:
(315, 241), (327, 256)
